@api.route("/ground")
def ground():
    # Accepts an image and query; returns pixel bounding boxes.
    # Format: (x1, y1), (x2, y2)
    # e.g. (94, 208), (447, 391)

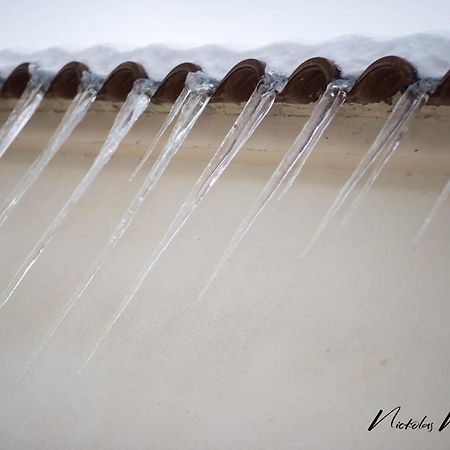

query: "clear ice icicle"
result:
(130, 85), (191, 179)
(0, 78), (158, 311)
(0, 64), (52, 159)
(341, 81), (436, 227)
(301, 79), (438, 257)
(277, 81), (354, 199)
(16, 74), (217, 382)
(198, 79), (354, 300)
(79, 73), (287, 370)
(0, 72), (104, 227)
(414, 175), (450, 245)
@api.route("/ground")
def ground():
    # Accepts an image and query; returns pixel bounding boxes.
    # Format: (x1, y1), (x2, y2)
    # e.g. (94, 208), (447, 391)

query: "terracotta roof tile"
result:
(96, 61), (147, 102)
(48, 61), (89, 99)
(152, 62), (201, 104)
(1, 62), (31, 98)
(277, 57), (340, 104)
(210, 59), (266, 103)
(347, 56), (417, 104)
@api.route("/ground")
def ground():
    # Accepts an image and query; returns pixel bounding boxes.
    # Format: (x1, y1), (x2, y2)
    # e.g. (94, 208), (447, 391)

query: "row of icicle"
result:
(0, 64), (444, 383)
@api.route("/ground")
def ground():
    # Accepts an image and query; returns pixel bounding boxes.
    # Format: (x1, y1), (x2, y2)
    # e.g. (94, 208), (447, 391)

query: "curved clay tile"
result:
(210, 59), (266, 103)
(152, 62), (201, 104)
(348, 56), (417, 104)
(48, 61), (89, 99)
(427, 70), (450, 106)
(276, 57), (340, 104)
(97, 62), (147, 102)
(1, 63), (31, 98)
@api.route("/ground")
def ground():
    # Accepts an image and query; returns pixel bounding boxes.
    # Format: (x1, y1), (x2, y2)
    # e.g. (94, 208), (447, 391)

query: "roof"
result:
(1, 56), (449, 105)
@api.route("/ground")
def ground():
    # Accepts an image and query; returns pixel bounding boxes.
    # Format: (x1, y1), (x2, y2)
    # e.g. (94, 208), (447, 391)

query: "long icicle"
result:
(414, 178), (450, 245)
(129, 85), (191, 180)
(0, 64), (52, 159)
(300, 79), (438, 257)
(0, 72), (104, 227)
(413, 82), (450, 245)
(197, 79), (355, 300)
(79, 73), (287, 371)
(340, 81), (436, 227)
(0, 78), (158, 311)
(16, 73), (217, 382)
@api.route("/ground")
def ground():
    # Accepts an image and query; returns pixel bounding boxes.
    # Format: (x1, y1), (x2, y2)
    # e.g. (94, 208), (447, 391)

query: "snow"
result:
(0, 33), (449, 81)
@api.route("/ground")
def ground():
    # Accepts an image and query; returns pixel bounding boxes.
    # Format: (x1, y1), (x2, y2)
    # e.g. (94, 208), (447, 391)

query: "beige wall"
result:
(0, 99), (449, 449)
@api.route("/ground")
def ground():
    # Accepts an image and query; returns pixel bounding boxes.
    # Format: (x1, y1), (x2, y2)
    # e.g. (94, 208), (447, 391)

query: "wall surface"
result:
(0, 99), (449, 449)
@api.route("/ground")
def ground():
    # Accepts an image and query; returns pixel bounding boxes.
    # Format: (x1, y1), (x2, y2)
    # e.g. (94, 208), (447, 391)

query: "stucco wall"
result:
(0, 100), (449, 449)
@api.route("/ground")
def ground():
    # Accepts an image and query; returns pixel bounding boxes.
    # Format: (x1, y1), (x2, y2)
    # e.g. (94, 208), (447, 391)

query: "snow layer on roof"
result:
(0, 33), (449, 80)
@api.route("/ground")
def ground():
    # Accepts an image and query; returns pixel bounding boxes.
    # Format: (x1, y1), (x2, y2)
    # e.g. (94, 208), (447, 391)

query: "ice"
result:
(0, 64), (52, 159)
(78, 73), (287, 370)
(0, 78), (157, 310)
(14, 73), (216, 382)
(0, 71), (103, 227)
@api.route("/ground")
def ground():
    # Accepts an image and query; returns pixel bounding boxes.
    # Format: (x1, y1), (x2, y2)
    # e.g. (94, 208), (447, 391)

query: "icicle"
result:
(129, 85), (191, 180)
(340, 79), (437, 227)
(198, 79), (355, 300)
(277, 81), (353, 199)
(414, 179), (450, 245)
(301, 79), (438, 257)
(0, 71), (104, 227)
(0, 64), (52, 159)
(412, 81), (450, 244)
(15, 73), (217, 382)
(79, 72), (288, 371)
(0, 78), (158, 311)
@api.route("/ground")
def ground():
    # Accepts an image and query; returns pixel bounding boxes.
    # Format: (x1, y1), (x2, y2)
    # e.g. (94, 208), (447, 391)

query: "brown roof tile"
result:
(210, 59), (266, 103)
(1, 62), (31, 98)
(48, 61), (89, 99)
(152, 62), (201, 104)
(97, 61), (147, 102)
(277, 57), (340, 104)
(347, 56), (417, 104)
